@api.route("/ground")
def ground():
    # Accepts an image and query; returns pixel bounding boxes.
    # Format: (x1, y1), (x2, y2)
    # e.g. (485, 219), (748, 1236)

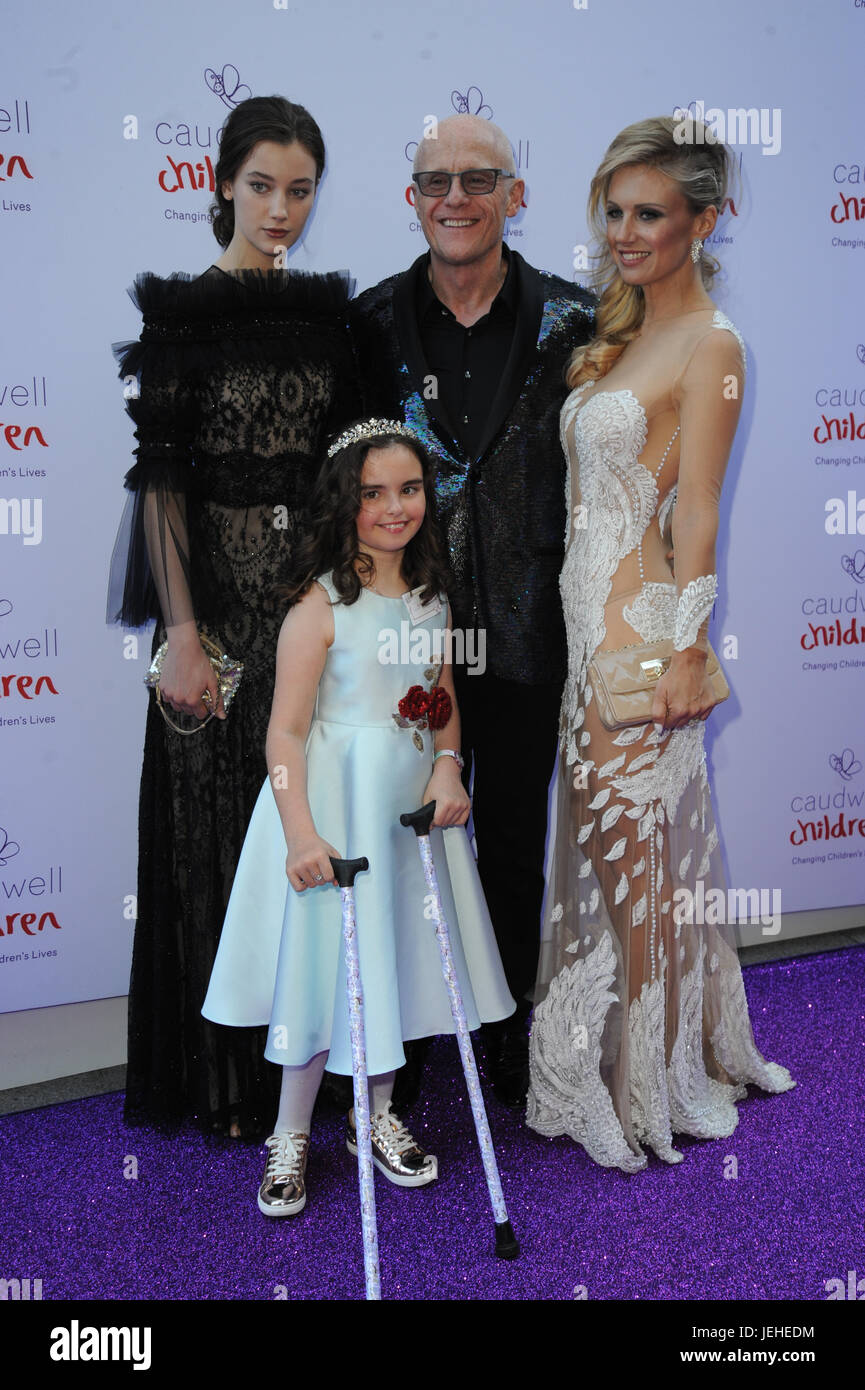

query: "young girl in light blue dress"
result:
(203, 419), (513, 1214)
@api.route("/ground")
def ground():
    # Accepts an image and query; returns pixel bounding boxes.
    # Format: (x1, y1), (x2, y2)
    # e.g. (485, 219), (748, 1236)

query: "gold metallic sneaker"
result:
(257, 1131), (310, 1216)
(346, 1102), (438, 1187)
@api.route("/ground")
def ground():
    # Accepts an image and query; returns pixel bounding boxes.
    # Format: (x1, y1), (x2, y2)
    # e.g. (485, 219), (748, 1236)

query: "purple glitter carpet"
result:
(3, 948), (863, 1301)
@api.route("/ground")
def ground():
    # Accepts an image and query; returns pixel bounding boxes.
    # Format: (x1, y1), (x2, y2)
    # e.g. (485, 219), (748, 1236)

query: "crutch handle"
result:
(329, 856), (369, 888)
(399, 802), (436, 837)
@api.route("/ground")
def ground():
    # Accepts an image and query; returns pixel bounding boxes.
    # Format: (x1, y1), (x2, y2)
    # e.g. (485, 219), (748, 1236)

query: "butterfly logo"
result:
(842, 550), (865, 584)
(204, 65), (251, 110)
(673, 100), (718, 132)
(0, 827), (20, 866)
(829, 749), (862, 782)
(450, 87), (493, 120)
(856, 345), (865, 365)
(0, 597), (12, 619)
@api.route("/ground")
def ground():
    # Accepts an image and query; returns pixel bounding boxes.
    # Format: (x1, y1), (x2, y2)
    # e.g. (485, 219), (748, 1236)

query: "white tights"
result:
(274, 1053), (396, 1136)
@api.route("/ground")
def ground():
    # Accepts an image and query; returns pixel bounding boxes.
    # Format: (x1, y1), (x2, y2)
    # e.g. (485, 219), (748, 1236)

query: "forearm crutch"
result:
(399, 803), (520, 1260)
(330, 854), (380, 1301)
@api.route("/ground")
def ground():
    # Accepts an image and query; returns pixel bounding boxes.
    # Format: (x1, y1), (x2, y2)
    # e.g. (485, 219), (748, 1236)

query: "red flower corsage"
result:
(426, 686), (452, 731)
(394, 683), (452, 752)
(398, 685), (431, 722)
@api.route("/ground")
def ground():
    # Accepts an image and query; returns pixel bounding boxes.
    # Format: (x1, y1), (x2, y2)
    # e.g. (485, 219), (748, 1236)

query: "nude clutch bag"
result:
(588, 639), (729, 732)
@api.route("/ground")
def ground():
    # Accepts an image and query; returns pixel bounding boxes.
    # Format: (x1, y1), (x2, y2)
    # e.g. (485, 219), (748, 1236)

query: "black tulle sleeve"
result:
(108, 273), (198, 628)
(107, 267), (358, 629)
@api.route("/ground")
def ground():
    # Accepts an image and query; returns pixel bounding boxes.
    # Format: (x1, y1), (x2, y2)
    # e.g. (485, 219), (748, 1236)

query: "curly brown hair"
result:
(281, 425), (452, 609)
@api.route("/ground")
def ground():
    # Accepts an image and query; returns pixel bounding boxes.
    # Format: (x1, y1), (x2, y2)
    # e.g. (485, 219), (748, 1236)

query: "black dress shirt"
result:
(349, 249), (596, 682)
(416, 249), (517, 459)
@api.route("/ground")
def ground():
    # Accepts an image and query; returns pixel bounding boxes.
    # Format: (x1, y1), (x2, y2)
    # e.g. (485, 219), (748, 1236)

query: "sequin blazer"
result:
(349, 250), (595, 684)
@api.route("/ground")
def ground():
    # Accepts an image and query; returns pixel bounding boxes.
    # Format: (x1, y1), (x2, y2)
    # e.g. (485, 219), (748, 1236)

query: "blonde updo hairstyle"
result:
(567, 116), (733, 388)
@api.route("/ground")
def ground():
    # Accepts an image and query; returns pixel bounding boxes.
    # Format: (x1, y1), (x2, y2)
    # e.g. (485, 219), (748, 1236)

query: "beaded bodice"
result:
(559, 311), (745, 764)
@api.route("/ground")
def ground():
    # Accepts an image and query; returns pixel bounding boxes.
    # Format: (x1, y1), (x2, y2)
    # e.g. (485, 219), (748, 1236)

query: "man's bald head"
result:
(413, 114), (515, 175)
(409, 112), (524, 280)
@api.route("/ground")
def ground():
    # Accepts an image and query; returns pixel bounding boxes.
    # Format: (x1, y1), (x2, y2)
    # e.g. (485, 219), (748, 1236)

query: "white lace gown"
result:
(527, 312), (794, 1172)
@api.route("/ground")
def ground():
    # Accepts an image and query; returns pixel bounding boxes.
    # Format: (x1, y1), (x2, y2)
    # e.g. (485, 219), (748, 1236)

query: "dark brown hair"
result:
(209, 95), (326, 248)
(282, 426), (451, 608)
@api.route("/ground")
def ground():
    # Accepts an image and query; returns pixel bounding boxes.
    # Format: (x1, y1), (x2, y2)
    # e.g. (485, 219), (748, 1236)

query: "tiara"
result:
(326, 418), (420, 458)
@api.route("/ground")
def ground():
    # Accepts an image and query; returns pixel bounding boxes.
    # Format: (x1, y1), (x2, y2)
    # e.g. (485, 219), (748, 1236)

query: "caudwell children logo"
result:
(798, 508), (865, 661)
(831, 161), (865, 229)
(830, 748), (863, 782)
(0, 827), (63, 952)
(0, 598), (59, 722)
(799, 583), (865, 668)
(0, 370), (49, 468)
(0, 96), (34, 213)
(122, 63), (253, 207)
(842, 549), (865, 583)
(204, 64), (251, 109)
(0, 824), (19, 866)
(404, 85), (496, 167)
(403, 86), (529, 233)
(788, 748), (865, 860)
(813, 389), (865, 448)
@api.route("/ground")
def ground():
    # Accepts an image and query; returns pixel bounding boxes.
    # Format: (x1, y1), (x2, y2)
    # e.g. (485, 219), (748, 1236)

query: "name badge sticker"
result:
(403, 586), (443, 626)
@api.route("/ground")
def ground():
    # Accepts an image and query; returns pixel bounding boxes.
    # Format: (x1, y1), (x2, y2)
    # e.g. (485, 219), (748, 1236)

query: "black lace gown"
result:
(110, 266), (357, 1137)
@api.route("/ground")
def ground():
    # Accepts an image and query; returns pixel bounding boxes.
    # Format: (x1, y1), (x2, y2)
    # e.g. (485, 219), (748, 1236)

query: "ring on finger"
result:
(313, 872), (323, 882)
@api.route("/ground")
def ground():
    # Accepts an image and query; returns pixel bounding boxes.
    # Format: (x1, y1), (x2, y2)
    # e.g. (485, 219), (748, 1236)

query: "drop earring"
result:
(690, 238), (703, 263)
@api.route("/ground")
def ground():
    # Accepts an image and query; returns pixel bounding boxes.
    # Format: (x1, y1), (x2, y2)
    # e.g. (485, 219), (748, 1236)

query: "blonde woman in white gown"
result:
(528, 117), (794, 1172)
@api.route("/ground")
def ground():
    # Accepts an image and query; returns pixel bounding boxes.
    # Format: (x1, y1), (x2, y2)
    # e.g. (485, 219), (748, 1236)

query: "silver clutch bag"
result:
(144, 631), (244, 735)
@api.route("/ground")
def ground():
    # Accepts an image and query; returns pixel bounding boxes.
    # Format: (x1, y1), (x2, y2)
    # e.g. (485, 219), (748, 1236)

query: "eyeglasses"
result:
(412, 168), (516, 197)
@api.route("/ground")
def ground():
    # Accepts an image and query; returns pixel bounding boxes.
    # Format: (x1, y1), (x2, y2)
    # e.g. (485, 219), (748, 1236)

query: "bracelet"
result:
(433, 748), (465, 771)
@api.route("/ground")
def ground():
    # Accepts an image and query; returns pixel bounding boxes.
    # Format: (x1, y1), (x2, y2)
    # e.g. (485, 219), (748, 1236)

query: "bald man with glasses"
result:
(348, 114), (595, 1109)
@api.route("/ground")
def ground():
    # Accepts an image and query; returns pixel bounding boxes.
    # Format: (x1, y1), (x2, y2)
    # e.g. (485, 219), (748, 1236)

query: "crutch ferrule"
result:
(494, 1219), (520, 1260)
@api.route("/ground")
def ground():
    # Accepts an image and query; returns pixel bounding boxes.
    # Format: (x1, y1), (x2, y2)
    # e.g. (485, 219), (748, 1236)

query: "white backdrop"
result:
(1, 0), (863, 1013)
